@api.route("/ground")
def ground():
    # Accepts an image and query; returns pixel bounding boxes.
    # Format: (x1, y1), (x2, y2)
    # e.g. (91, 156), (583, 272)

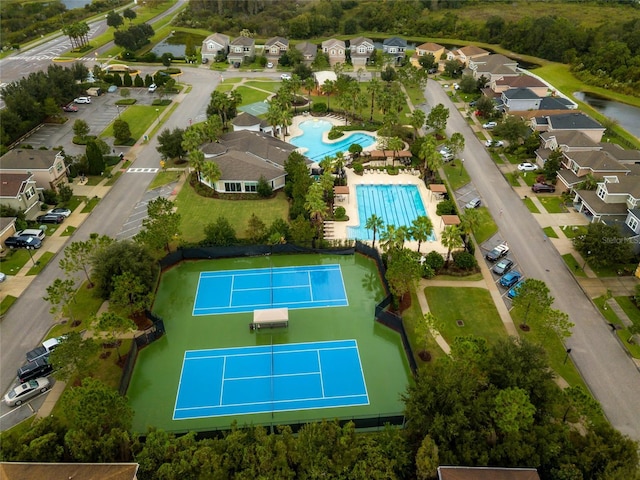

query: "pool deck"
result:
(326, 168), (450, 257)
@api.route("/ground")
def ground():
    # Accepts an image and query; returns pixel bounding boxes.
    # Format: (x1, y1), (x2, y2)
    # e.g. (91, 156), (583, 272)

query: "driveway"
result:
(425, 80), (640, 440)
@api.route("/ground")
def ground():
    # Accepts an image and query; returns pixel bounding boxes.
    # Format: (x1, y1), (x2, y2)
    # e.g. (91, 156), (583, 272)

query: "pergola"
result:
(440, 214), (461, 228)
(334, 185), (349, 203)
(428, 184), (447, 200)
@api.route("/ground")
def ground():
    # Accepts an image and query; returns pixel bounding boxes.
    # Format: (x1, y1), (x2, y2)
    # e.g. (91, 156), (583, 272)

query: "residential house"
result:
(531, 113), (605, 143)
(556, 150), (630, 192)
(295, 41), (317, 65)
(199, 130), (309, 193)
(438, 466), (540, 480)
(231, 111), (277, 136)
(468, 54), (518, 83)
(201, 33), (230, 63)
(0, 462), (139, 480)
(321, 38), (346, 66)
(599, 142), (640, 165)
(535, 130), (601, 166)
(349, 36), (375, 67)
(411, 42), (445, 68)
(0, 149), (68, 192)
(0, 173), (40, 219)
(492, 74), (548, 96)
(382, 37), (407, 65)
(501, 88), (542, 112)
(264, 36), (289, 65)
(446, 45), (489, 66)
(228, 36), (255, 65)
(0, 217), (18, 253)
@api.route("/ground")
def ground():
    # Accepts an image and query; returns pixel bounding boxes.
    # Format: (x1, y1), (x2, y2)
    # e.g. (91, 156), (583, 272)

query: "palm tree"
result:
(266, 101), (282, 137)
(395, 225), (410, 250)
(380, 224), (399, 253)
(201, 160), (221, 189)
(304, 182), (328, 239)
(441, 225), (463, 265)
(188, 149), (205, 183)
(459, 208), (480, 249)
(367, 78), (383, 121)
(279, 107), (293, 140)
(365, 214), (384, 248)
(387, 136), (405, 166)
(419, 136), (440, 179)
(409, 109), (426, 139)
(411, 216), (434, 253)
(321, 80), (337, 111)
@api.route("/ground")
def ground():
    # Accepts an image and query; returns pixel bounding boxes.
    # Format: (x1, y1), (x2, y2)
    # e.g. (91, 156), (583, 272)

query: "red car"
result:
(62, 104), (78, 112)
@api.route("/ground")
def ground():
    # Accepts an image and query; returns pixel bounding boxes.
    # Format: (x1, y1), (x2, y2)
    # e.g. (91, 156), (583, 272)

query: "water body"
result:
(60, 0), (92, 9)
(573, 92), (640, 139)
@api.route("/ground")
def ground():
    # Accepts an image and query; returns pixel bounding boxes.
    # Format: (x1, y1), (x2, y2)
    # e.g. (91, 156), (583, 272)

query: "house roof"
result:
(603, 175), (640, 198)
(230, 36), (254, 46)
(0, 173), (32, 197)
(417, 42), (444, 52)
(206, 151), (284, 182)
(322, 38), (345, 49)
(314, 71), (337, 86)
(219, 130), (300, 168)
(456, 45), (489, 57)
(565, 150), (628, 172)
(541, 130), (599, 149)
(473, 53), (516, 67)
(535, 148), (552, 161)
(201, 142), (228, 155)
(203, 33), (229, 47)
(383, 37), (407, 47)
(496, 75), (546, 88)
(349, 36), (373, 47)
(0, 462), (139, 480)
(0, 217), (17, 235)
(539, 97), (572, 110)
(232, 111), (268, 128)
(576, 190), (629, 215)
(0, 149), (60, 171)
(599, 142), (640, 163)
(438, 466), (540, 480)
(557, 168), (582, 186)
(547, 112), (603, 130)
(295, 41), (317, 57)
(503, 88), (540, 100)
(265, 36), (288, 47)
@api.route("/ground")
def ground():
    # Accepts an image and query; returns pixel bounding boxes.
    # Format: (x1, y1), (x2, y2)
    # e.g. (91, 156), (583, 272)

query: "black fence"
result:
(375, 295), (418, 375)
(118, 311), (165, 396)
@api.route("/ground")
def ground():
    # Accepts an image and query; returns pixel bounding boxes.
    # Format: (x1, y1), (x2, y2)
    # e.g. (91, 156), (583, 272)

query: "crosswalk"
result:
(127, 167), (159, 173)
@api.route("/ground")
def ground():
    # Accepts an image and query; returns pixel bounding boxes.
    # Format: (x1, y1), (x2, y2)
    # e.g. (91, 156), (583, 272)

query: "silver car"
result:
(3, 377), (50, 407)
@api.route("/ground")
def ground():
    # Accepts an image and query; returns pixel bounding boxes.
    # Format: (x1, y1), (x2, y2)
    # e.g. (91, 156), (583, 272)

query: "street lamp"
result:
(26, 246), (37, 267)
(583, 250), (591, 270)
(155, 108), (160, 124)
(563, 348), (572, 364)
(459, 158), (465, 176)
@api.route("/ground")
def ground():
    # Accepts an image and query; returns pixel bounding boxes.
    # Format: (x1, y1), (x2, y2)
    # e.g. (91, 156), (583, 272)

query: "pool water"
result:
(290, 120), (376, 162)
(348, 184), (436, 241)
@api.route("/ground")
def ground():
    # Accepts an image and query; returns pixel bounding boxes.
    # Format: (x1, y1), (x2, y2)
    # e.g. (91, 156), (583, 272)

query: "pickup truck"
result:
(25, 337), (62, 363)
(485, 242), (509, 262)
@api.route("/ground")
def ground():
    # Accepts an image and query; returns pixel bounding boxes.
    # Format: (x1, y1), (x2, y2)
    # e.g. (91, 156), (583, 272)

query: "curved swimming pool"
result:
(348, 184), (436, 241)
(290, 119), (376, 162)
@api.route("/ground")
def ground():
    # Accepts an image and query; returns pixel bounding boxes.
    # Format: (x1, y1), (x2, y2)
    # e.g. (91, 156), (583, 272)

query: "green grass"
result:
(234, 85), (272, 104)
(523, 197), (540, 214)
(61, 225), (77, 237)
(615, 296), (640, 327)
(0, 249), (30, 275)
(593, 296), (640, 359)
(101, 105), (167, 142)
(538, 196), (568, 214)
(149, 171), (183, 191)
(424, 286), (508, 345)
(0, 295), (17, 317)
(175, 184), (289, 243)
(83, 175), (104, 186)
(81, 197), (101, 213)
(520, 171), (538, 186)
(506, 171), (520, 186)
(471, 207), (498, 244)
(48, 281), (105, 335)
(105, 170), (123, 186)
(616, 329), (640, 358)
(26, 251), (54, 275)
(562, 225), (588, 239)
(562, 253), (587, 278)
(401, 289), (446, 368)
(442, 160), (471, 190)
(542, 227), (558, 239)
(64, 195), (86, 212)
(433, 272), (483, 282)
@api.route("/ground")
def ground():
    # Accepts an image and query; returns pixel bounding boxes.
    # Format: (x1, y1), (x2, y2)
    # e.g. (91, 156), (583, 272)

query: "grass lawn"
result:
(234, 85), (272, 104)
(26, 252), (55, 275)
(471, 207), (498, 244)
(542, 226), (558, 238)
(433, 272), (483, 282)
(402, 289), (446, 368)
(424, 286), (508, 345)
(83, 175), (104, 186)
(81, 197), (101, 213)
(64, 195), (86, 212)
(539, 196), (568, 214)
(615, 296), (640, 327)
(593, 296), (640, 359)
(562, 225), (588, 239)
(523, 197), (540, 214)
(0, 249), (30, 275)
(49, 281), (105, 336)
(0, 295), (17, 317)
(105, 171), (123, 186)
(519, 171), (537, 186)
(442, 160), (470, 190)
(148, 171), (183, 191)
(506, 171), (519, 186)
(60, 226), (77, 237)
(175, 184), (289, 243)
(101, 105), (167, 142)
(562, 253), (587, 278)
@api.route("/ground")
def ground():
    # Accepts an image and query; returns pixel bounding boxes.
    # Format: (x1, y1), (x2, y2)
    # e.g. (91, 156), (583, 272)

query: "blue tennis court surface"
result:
(193, 264), (348, 316)
(173, 340), (369, 419)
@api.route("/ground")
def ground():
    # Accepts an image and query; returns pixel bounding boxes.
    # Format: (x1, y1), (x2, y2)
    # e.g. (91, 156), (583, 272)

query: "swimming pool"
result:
(348, 184), (436, 241)
(290, 119), (376, 162)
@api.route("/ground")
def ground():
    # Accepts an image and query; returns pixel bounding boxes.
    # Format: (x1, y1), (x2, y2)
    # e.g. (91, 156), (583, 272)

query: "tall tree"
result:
(156, 127), (185, 161)
(411, 216), (434, 253)
(425, 104), (449, 135)
(48, 331), (99, 382)
(58, 234), (113, 287)
(93, 311), (136, 361)
(385, 248), (422, 301)
(135, 197), (181, 253)
(188, 149), (205, 182)
(511, 278), (554, 329)
(44, 278), (77, 322)
(85, 139), (105, 176)
(110, 271), (153, 319)
(106, 10), (124, 30)
(447, 132), (465, 158)
(201, 160), (221, 189)
(365, 214), (384, 248)
(440, 225), (463, 265)
(409, 108), (426, 138)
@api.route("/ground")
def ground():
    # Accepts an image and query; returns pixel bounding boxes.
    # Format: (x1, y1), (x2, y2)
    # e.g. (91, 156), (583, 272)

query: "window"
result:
(25, 187), (35, 200)
(56, 161), (64, 173)
(596, 187), (606, 201)
(224, 182), (242, 192)
(245, 182), (257, 192)
(628, 216), (639, 232)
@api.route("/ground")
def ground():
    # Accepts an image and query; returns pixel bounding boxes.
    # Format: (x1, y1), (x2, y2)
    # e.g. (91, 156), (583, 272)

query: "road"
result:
(425, 81), (640, 440)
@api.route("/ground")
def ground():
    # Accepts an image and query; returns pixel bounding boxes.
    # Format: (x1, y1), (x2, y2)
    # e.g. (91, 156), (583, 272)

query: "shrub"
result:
(256, 176), (273, 198)
(424, 251), (445, 271)
(436, 199), (457, 216)
(312, 102), (327, 113)
(452, 250), (477, 270)
(386, 166), (399, 175)
(42, 189), (58, 205)
(58, 183), (73, 204)
(352, 163), (364, 175)
(334, 206), (347, 220)
(421, 263), (435, 279)
(328, 127), (344, 140)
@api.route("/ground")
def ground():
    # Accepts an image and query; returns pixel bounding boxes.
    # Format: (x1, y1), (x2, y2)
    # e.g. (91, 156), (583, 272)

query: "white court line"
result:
(186, 344), (356, 361)
(219, 356), (227, 406)
(317, 350), (325, 398)
(193, 297), (347, 314)
(308, 271), (314, 302)
(228, 275), (234, 307)
(186, 339), (355, 355)
(225, 371), (320, 381)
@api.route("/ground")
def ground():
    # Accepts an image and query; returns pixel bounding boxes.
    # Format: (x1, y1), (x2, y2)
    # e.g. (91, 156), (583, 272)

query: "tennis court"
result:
(193, 264), (348, 315)
(173, 339), (368, 419)
(238, 101), (269, 116)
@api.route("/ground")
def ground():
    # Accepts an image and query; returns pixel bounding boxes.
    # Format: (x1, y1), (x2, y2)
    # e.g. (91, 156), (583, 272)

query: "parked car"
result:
(482, 121), (497, 129)
(107, 85), (118, 93)
(3, 377), (50, 407)
(0, 272), (6, 283)
(464, 197), (481, 209)
(201, 57), (209, 64)
(518, 162), (538, 172)
(485, 139), (504, 148)
(532, 183), (556, 193)
(17, 358), (53, 383)
(233, 62), (241, 68)
(428, 67), (438, 74)
(4, 235), (42, 250)
(266, 62), (274, 68)
(500, 270), (522, 288)
(441, 152), (454, 162)
(485, 242), (509, 262)
(469, 100), (478, 107)
(26, 337), (63, 363)
(493, 258), (514, 275)
(62, 104), (78, 112)
(15, 229), (46, 240)
(47, 207), (72, 217)
(74, 96), (91, 104)
(280, 73), (292, 80)
(507, 280), (525, 299)
(36, 214), (64, 224)
(148, 83), (157, 93)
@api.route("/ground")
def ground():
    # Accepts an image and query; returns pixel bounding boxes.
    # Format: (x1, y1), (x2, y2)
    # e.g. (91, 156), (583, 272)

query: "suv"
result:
(4, 235), (42, 249)
(500, 270), (522, 288)
(148, 83), (157, 92)
(485, 242), (509, 262)
(532, 183), (556, 193)
(74, 96), (91, 104)
(464, 197), (481, 209)
(36, 214), (64, 224)
(26, 337), (62, 363)
(17, 358), (53, 383)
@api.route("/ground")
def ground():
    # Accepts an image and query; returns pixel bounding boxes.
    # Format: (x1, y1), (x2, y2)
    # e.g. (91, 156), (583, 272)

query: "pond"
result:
(573, 92), (640, 139)
(151, 32), (206, 58)
(60, 0), (92, 8)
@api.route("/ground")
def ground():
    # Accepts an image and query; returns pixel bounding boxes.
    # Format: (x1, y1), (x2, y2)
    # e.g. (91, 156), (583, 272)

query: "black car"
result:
(17, 357), (53, 383)
(492, 258), (514, 275)
(36, 213), (65, 224)
(4, 235), (42, 249)
(532, 183), (556, 193)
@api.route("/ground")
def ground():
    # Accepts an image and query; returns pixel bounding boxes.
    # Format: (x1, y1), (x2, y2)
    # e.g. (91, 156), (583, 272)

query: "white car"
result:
(74, 97), (91, 104)
(484, 139), (504, 148)
(266, 62), (274, 69)
(483, 121), (497, 129)
(47, 207), (71, 217)
(148, 83), (157, 92)
(4, 377), (50, 407)
(280, 73), (292, 80)
(518, 162), (538, 172)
